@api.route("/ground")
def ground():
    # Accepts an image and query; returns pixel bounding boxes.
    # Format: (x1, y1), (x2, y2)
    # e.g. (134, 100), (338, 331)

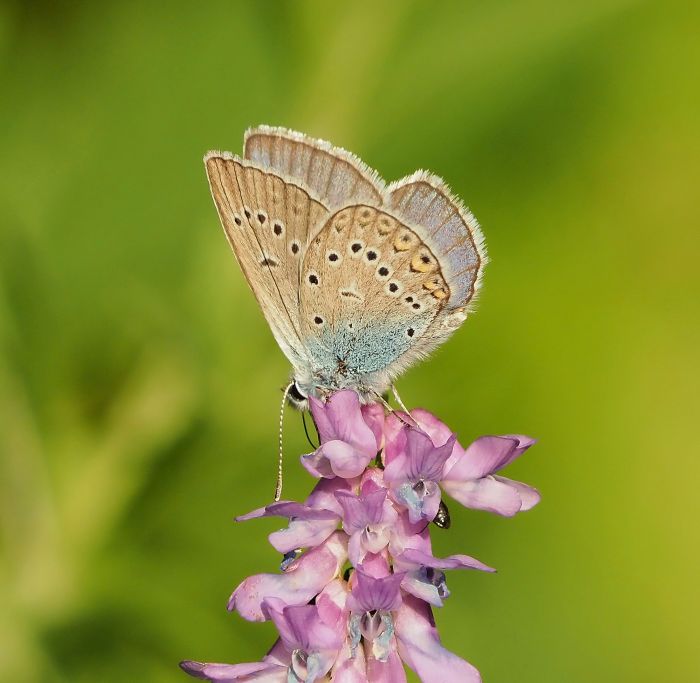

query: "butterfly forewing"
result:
(204, 153), (329, 369)
(244, 126), (385, 211)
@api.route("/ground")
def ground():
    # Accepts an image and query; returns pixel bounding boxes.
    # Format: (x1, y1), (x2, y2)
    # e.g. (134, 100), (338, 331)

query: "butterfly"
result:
(205, 126), (486, 409)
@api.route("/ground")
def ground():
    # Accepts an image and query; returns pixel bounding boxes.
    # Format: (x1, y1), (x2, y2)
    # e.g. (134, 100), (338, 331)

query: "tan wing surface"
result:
(204, 152), (330, 368)
(298, 205), (453, 385)
(387, 171), (486, 309)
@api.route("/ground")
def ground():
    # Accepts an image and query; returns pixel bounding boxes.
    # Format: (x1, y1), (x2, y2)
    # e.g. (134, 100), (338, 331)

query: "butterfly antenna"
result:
(372, 389), (414, 427)
(275, 382), (293, 501)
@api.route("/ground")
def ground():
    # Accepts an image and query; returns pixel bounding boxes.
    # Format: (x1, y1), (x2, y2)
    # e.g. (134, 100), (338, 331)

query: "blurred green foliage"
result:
(1, 1), (698, 681)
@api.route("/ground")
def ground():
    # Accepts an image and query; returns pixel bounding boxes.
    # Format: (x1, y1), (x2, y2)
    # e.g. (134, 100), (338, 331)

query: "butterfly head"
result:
(287, 380), (311, 410)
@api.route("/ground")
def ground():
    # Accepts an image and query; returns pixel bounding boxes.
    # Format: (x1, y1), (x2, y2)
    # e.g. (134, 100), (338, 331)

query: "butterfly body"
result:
(205, 127), (486, 405)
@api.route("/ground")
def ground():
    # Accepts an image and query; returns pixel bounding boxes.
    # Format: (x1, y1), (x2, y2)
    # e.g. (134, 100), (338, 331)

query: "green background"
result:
(1, 1), (698, 681)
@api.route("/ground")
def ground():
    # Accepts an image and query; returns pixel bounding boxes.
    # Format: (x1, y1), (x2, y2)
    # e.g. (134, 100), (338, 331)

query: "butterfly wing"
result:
(204, 152), (330, 370)
(207, 127), (486, 399)
(297, 194), (485, 395)
(244, 125), (385, 210)
(387, 170), (486, 310)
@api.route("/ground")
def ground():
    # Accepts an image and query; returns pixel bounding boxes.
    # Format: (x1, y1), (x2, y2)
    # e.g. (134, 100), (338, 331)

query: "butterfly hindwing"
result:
(298, 205), (451, 387)
(387, 171), (486, 310)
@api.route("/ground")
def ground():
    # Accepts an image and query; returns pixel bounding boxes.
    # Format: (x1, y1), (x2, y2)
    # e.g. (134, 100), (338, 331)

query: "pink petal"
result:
(316, 578), (349, 628)
(300, 447), (336, 479)
(499, 434), (537, 468)
(275, 603), (343, 653)
(179, 660), (286, 682)
(348, 531), (365, 567)
(361, 402), (386, 450)
(396, 550), (494, 608)
(310, 390), (377, 455)
(306, 476), (354, 516)
(383, 414), (408, 466)
(365, 648), (407, 683)
(493, 475), (541, 511)
(335, 488), (388, 533)
(360, 467), (387, 491)
(388, 510), (431, 557)
(383, 451), (410, 485)
(395, 594), (482, 683)
(335, 490), (369, 533)
(444, 435), (521, 481)
(410, 408), (455, 447)
(407, 430), (455, 482)
(418, 486), (442, 524)
(268, 517), (338, 554)
(237, 501), (338, 523)
(348, 569), (405, 613)
(398, 548), (495, 573)
(441, 475), (522, 516)
(264, 639), (289, 666)
(384, 429), (454, 484)
(332, 638), (368, 682)
(357, 551), (391, 578)
(400, 573), (446, 607)
(315, 439), (374, 479)
(229, 532), (347, 620)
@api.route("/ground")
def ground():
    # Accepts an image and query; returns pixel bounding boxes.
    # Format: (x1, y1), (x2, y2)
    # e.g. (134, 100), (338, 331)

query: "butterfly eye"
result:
(288, 382), (308, 406)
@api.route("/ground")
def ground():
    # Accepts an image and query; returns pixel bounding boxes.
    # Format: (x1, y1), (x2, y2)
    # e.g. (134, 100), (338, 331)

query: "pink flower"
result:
(394, 548), (495, 607)
(335, 477), (398, 566)
(237, 477), (349, 556)
(182, 581), (349, 682)
(228, 532), (347, 621)
(442, 434), (540, 516)
(301, 391), (380, 479)
(182, 391), (540, 681)
(395, 593), (483, 683)
(383, 426), (456, 525)
(347, 566), (406, 679)
(386, 410), (540, 517)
